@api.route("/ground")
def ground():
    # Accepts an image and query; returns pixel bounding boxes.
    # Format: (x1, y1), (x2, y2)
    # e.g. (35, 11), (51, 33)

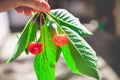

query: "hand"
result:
(16, 0), (50, 16)
(0, 0), (50, 16)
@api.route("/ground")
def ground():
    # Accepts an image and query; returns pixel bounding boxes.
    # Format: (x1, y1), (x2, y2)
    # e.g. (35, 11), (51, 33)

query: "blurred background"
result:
(0, 0), (120, 80)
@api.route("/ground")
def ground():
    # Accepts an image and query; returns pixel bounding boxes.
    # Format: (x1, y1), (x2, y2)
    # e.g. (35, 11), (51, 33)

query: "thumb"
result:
(22, 0), (50, 12)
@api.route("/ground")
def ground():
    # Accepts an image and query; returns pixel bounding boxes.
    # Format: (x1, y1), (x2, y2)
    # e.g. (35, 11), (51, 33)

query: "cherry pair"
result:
(28, 34), (68, 55)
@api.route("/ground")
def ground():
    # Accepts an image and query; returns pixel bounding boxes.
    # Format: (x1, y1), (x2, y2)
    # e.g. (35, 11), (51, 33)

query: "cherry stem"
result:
(55, 29), (58, 35)
(33, 13), (39, 23)
(41, 13), (45, 22)
(40, 13), (42, 27)
(52, 23), (59, 34)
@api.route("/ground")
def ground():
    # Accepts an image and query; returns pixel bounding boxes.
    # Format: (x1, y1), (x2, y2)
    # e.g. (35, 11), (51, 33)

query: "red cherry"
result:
(53, 34), (68, 46)
(28, 42), (43, 55)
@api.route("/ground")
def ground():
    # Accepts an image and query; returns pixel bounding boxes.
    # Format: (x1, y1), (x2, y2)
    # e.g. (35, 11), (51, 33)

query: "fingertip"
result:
(15, 7), (23, 13)
(23, 0), (50, 13)
(23, 7), (32, 16)
(24, 11), (31, 16)
(39, 1), (50, 12)
(32, 0), (50, 12)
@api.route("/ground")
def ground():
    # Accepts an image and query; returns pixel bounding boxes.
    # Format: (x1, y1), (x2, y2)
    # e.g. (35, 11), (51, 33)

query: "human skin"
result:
(0, 0), (50, 16)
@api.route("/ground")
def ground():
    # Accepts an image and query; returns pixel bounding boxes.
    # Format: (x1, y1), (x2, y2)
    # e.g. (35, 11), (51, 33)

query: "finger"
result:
(23, 7), (32, 16)
(23, 0), (50, 12)
(33, 0), (50, 12)
(15, 7), (24, 13)
(32, 9), (38, 12)
(39, 0), (50, 12)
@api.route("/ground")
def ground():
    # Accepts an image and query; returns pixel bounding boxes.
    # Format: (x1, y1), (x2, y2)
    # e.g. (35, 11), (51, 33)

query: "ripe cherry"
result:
(28, 42), (43, 55)
(53, 34), (68, 46)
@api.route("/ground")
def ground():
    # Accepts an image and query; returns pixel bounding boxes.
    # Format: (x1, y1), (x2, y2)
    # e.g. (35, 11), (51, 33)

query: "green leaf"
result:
(34, 54), (55, 80)
(60, 26), (99, 79)
(25, 48), (29, 55)
(47, 9), (99, 79)
(16, 34), (29, 55)
(48, 9), (92, 37)
(34, 22), (61, 80)
(7, 14), (38, 63)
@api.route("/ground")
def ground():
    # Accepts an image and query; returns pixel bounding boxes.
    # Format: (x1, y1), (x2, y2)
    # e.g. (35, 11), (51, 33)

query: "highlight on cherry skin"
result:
(53, 34), (68, 46)
(28, 41), (43, 55)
